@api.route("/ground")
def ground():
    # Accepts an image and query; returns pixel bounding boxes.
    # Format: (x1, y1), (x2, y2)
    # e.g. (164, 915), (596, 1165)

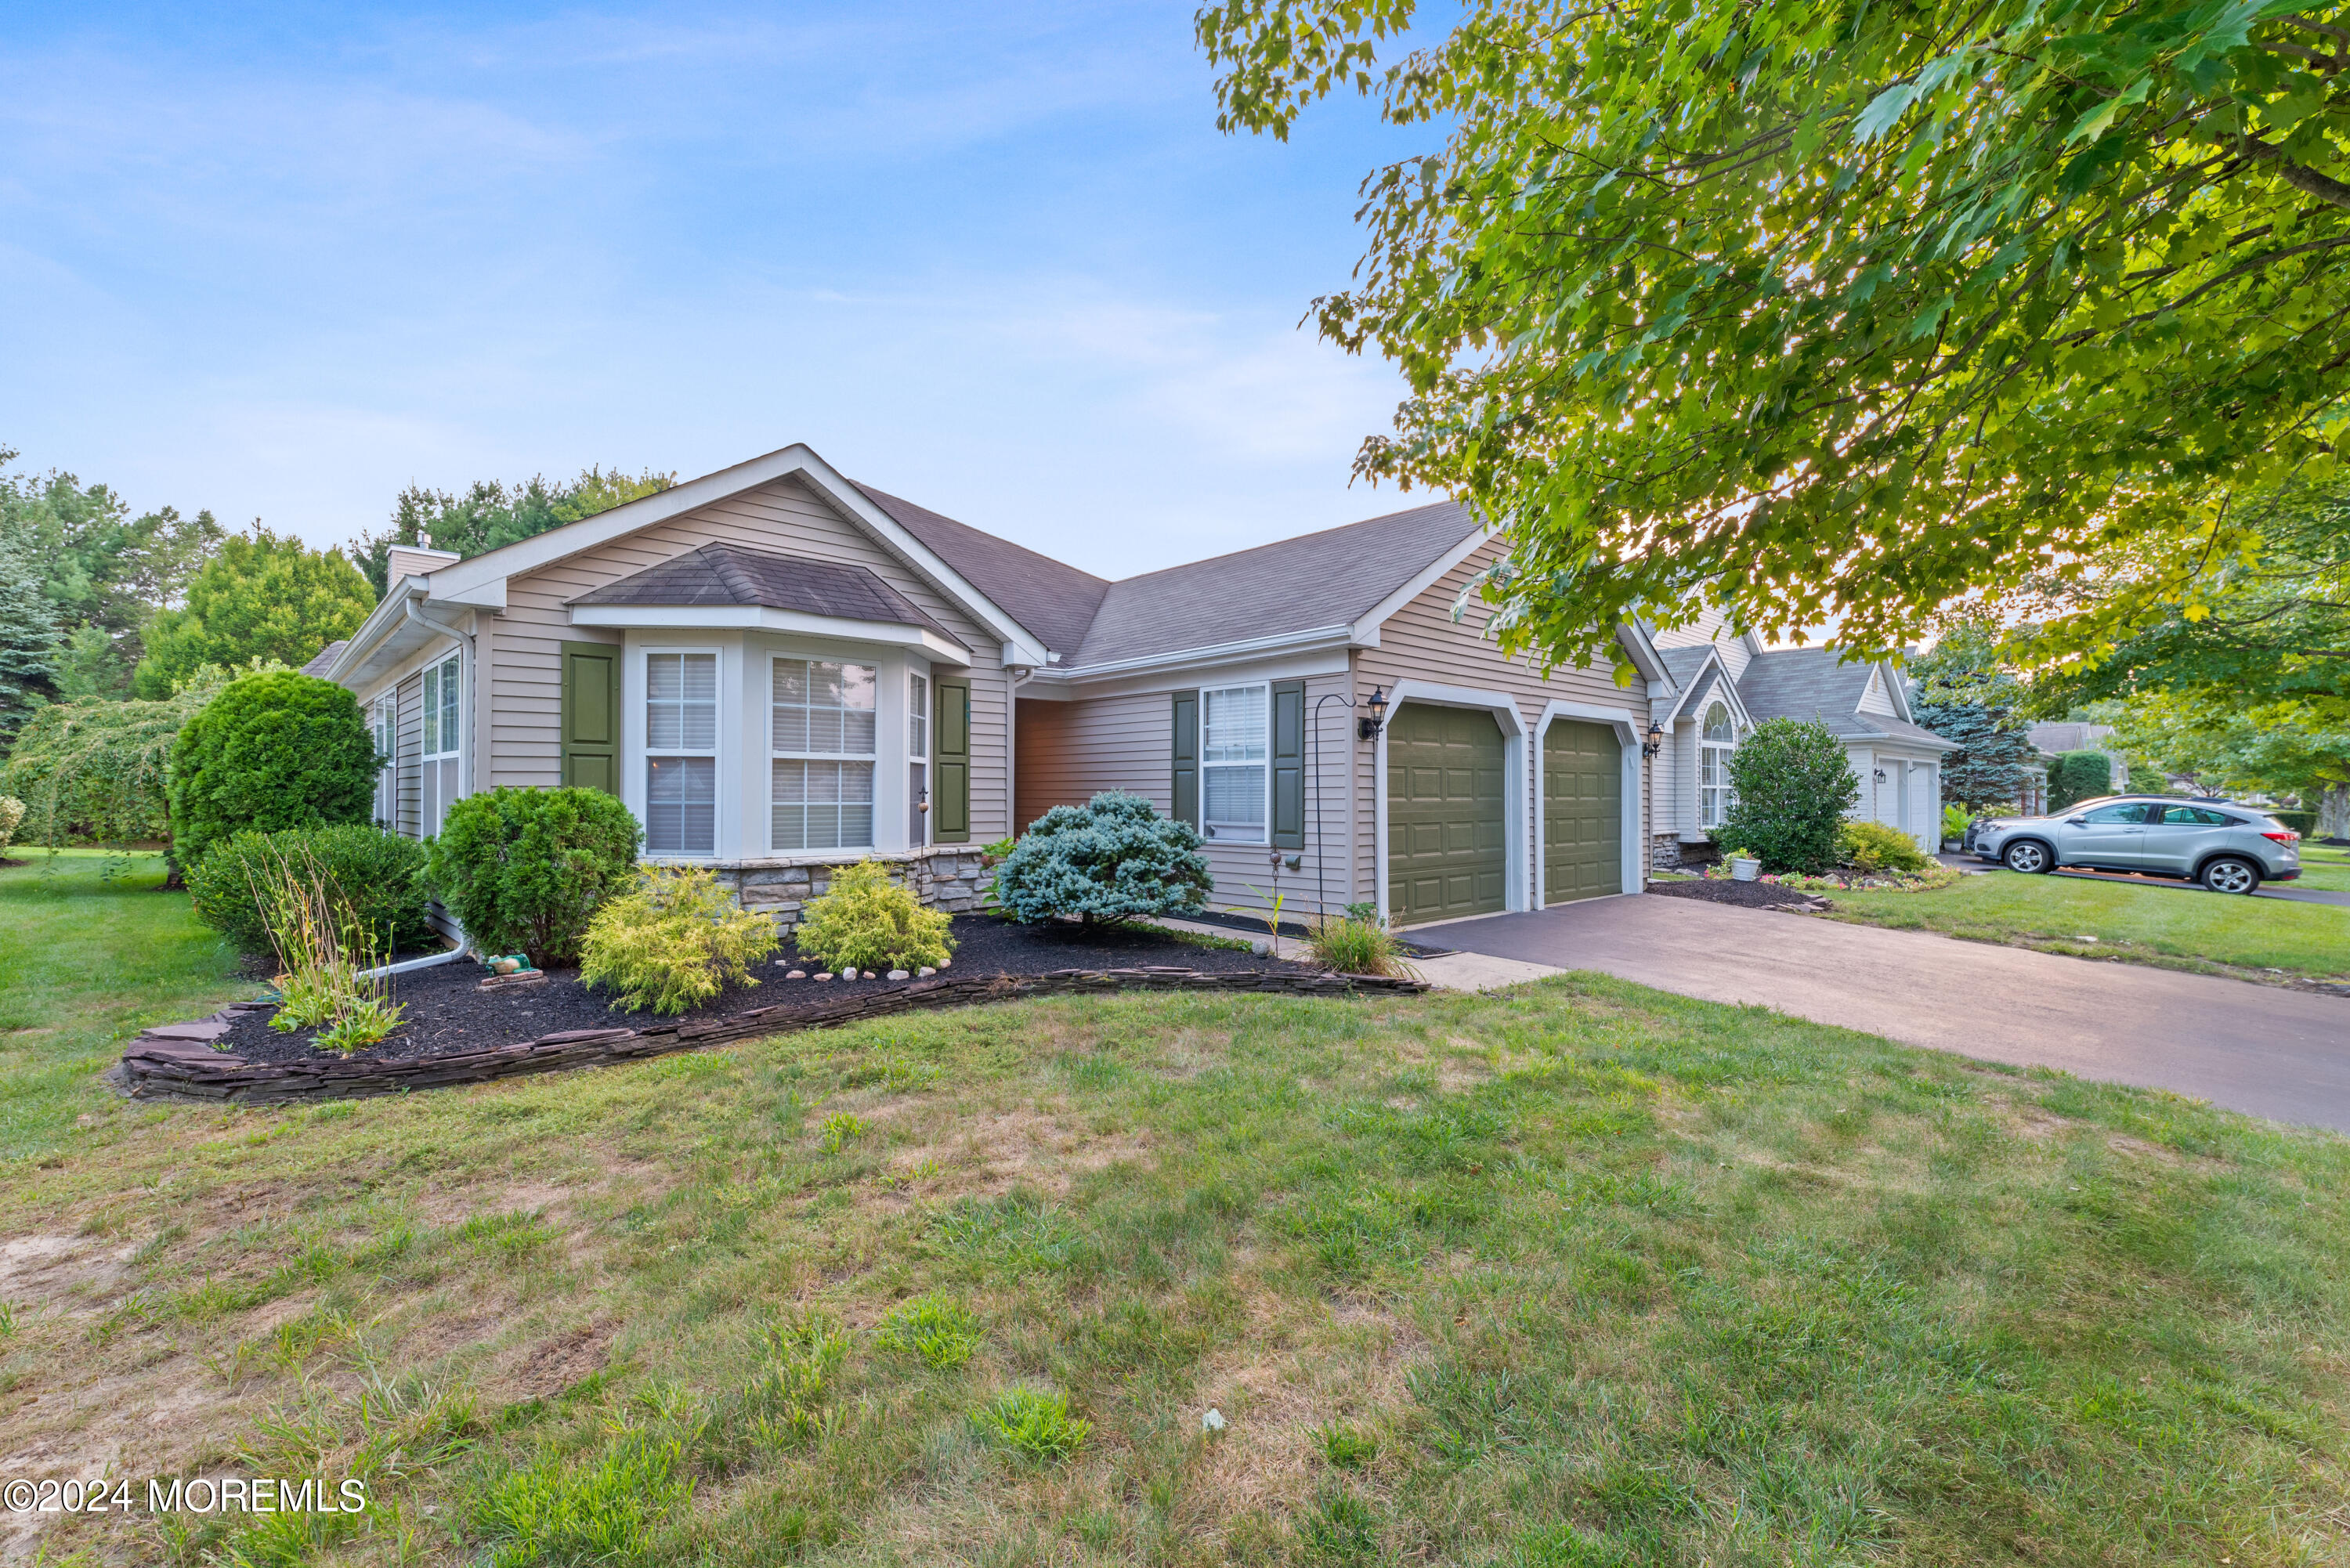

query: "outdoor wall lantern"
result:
(1357, 685), (1390, 741)
(1873, 768), (1889, 782)
(1640, 720), (1665, 760)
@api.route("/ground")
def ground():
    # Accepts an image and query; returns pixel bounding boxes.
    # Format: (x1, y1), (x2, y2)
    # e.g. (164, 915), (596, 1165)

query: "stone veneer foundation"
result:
(710, 847), (992, 934)
(1650, 834), (1723, 873)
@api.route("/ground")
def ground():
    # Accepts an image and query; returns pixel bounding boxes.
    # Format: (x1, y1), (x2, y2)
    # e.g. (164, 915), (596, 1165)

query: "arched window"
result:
(1699, 701), (1735, 828)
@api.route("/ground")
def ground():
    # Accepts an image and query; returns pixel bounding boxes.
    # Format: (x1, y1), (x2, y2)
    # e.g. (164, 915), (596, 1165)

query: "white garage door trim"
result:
(1533, 699), (1645, 899)
(1373, 680), (1528, 926)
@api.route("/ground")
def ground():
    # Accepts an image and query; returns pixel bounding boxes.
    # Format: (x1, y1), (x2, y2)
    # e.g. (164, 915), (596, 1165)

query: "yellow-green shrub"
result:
(579, 865), (780, 1014)
(1837, 817), (1933, 873)
(792, 860), (955, 973)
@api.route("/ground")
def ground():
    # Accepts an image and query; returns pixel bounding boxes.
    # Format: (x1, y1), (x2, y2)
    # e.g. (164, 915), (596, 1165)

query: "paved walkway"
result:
(1430, 895), (2350, 1133)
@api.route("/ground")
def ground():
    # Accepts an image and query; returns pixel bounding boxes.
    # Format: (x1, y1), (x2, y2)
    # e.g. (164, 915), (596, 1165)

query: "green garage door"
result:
(1387, 703), (1507, 924)
(1544, 719), (1622, 904)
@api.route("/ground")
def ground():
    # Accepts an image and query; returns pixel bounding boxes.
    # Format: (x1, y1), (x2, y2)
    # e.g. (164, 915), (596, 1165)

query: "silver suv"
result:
(1972, 796), (2303, 894)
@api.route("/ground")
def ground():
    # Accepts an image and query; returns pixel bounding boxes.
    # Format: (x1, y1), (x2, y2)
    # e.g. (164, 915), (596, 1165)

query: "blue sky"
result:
(0, 2), (1441, 579)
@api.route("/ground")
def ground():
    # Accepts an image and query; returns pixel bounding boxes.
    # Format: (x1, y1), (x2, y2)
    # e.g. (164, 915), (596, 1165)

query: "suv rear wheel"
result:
(2003, 840), (2052, 874)
(2200, 856), (2261, 895)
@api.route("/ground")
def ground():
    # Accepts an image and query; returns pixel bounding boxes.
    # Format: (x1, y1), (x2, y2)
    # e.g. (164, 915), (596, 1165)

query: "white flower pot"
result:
(1729, 857), (1761, 882)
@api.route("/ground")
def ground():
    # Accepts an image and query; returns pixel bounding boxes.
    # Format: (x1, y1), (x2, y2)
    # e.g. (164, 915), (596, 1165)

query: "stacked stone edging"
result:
(717, 850), (991, 934)
(115, 966), (1429, 1105)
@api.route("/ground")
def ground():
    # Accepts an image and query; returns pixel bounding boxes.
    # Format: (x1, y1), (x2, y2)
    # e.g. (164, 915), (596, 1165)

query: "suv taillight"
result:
(2261, 830), (2299, 844)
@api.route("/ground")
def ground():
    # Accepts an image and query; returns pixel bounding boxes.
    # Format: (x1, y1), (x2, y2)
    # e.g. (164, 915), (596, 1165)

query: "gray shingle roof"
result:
(1065, 500), (1481, 670)
(568, 544), (963, 649)
(855, 483), (1111, 659)
(1655, 645), (1713, 690)
(299, 641), (348, 677)
(1737, 647), (1955, 750)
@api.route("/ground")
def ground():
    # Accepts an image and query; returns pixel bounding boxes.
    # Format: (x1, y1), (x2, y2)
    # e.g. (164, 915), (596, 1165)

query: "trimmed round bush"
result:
(793, 859), (955, 972)
(1836, 817), (1932, 873)
(169, 671), (379, 873)
(424, 786), (642, 966)
(992, 790), (1212, 925)
(580, 864), (781, 1014)
(2048, 750), (2115, 812)
(1715, 718), (1860, 874)
(186, 823), (435, 957)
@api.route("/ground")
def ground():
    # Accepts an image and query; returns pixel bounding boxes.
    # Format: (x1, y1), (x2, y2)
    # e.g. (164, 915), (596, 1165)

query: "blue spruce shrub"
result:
(992, 791), (1213, 925)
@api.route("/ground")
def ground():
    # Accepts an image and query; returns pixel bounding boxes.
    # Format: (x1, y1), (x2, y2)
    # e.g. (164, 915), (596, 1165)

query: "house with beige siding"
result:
(317, 441), (1810, 930)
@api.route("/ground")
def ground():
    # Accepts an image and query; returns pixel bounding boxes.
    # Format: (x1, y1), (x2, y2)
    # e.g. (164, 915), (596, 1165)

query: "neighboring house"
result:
(2027, 721), (2129, 792)
(1647, 611), (1956, 864)
(315, 440), (1768, 930)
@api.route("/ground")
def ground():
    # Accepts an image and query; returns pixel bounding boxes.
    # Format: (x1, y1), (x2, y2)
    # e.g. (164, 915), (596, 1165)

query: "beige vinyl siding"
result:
(486, 474), (1014, 840)
(1015, 678), (1357, 919)
(394, 672), (424, 840)
(1355, 539), (1651, 910)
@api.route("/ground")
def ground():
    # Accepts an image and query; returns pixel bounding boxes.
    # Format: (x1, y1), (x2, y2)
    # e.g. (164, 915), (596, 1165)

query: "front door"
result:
(1386, 703), (1507, 924)
(2055, 801), (2153, 868)
(1543, 719), (1621, 904)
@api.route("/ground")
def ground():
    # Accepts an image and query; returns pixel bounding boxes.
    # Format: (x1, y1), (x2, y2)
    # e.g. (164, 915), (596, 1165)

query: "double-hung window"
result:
(646, 652), (719, 856)
(1698, 701), (1735, 830)
(772, 657), (876, 851)
(371, 695), (397, 830)
(1200, 684), (1269, 843)
(907, 670), (929, 848)
(420, 651), (462, 836)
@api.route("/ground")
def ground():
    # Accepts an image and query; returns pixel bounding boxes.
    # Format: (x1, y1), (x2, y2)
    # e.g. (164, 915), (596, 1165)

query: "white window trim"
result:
(642, 645), (725, 860)
(907, 668), (931, 850)
(767, 651), (881, 856)
(421, 649), (462, 765)
(1199, 680), (1273, 846)
(370, 693), (398, 831)
(1698, 701), (1737, 831)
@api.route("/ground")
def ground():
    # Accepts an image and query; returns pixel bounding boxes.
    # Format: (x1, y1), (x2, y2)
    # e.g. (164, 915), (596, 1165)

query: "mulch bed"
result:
(204, 914), (1326, 1068)
(1647, 876), (1831, 912)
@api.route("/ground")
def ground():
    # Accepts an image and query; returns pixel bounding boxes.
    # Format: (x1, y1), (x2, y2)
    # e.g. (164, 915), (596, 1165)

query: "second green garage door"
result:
(1386, 702), (1507, 924)
(1543, 719), (1622, 904)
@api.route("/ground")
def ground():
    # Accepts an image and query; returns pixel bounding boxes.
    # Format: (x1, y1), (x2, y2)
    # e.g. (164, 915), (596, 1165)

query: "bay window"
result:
(646, 651), (718, 855)
(907, 670), (929, 847)
(1201, 683), (1268, 843)
(772, 656), (877, 851)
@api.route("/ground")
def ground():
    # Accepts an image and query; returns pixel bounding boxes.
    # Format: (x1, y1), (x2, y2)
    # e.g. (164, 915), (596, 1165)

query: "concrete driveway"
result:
(1432, 895), (2350, 1133)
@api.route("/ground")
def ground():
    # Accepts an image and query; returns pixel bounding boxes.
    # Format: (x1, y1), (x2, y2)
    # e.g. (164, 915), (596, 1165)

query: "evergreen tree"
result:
(0, 526), (62, 755)
(1904, 627), (2040, 812)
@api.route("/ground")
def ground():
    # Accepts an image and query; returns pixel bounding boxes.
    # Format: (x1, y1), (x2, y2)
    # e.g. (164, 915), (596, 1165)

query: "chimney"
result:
(386, 545), (462, 591)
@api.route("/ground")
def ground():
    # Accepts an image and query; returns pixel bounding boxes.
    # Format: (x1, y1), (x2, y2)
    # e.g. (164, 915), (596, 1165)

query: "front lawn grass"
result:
(2295, 842), (2350, 893)
(4, 876), (2348, 1566)
(1822, 866), (2350, 981)
(0, 850), (246, 1162)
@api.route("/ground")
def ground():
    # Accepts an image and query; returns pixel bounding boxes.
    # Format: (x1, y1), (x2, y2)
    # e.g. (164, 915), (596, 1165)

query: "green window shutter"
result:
(935, 675), (971, 842)
(559, 641), (621, 794)
(1170, 689), (1198, 829)
(1271, 679), (1305, 851)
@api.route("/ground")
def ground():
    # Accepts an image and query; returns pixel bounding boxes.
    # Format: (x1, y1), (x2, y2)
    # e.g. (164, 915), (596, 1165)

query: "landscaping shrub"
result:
(2048, 750), (2115, 812)
(793, 859), (955, 973)
(2125, 760), (2169, 795)
(1837, 817), (1932, 873)
(579, 864), (779, 1014)
(1714, 718), (1860, 874)
(1305, 914), (1418, 978)
(233, 836), (408, 1051)
(169, 670), (378, 872)
(0, 794), (21, 858)
(186, 823), (433, 957)
(0, 672), (244, 857)
(992, 790), (1212, 925)
(425, 786), (641, 966)
(1941, 803), (1972, 844)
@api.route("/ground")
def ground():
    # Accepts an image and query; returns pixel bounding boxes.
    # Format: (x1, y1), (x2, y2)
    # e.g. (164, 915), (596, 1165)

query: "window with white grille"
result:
(646, 652), (718, 855)
(771, 657), (877, 851)
(1201, 684), (1269, 843)
(1699, 701), (1735, 830)
(420, 652), (462, 836)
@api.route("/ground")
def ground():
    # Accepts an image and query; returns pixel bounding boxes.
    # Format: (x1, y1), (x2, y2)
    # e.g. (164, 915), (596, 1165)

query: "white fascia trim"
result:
(414, 442), (1049, 667)
(1373, 679), (1531, 926)
(1614, 620), (1672, 688)
(1531, 699), (1647, 901)
(1043, 623), (1354, 683)
(569, 604), (971, 663)
(1345, 519), (1494, 644)
(326, 580), (427, 686)
(1026, 645), (1350, 703)
(1881, 659), (1921, 723)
